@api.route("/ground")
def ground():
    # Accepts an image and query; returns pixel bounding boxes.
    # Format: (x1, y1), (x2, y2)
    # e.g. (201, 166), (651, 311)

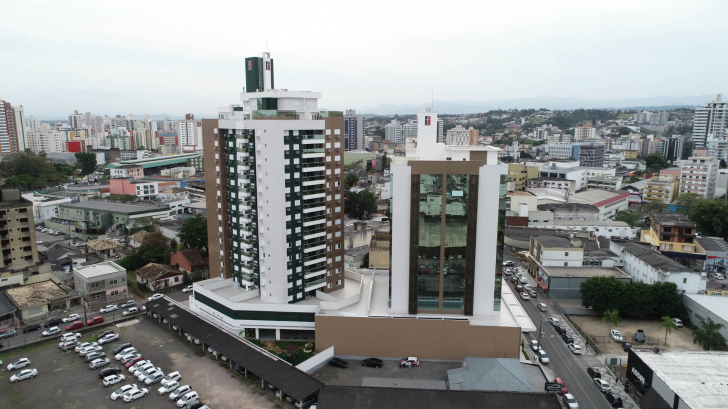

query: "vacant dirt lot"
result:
(570, 315), (702, 355)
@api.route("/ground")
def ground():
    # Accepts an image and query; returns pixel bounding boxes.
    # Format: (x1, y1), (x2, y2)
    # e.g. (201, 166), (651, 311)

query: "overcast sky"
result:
(2, 0), (726, 118)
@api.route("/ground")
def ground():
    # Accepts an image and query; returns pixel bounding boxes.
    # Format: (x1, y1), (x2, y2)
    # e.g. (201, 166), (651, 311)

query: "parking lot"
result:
(313, 359), (463, 387)
(0, 316), (288, 409)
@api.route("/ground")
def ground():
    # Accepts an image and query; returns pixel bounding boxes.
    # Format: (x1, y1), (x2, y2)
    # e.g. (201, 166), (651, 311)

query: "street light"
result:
(537, 318), (550, 339)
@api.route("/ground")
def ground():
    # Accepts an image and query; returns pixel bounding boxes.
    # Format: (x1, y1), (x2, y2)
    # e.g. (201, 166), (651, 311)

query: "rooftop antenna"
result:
(266, 34), (269, 52)
(431, 86), (434, 111)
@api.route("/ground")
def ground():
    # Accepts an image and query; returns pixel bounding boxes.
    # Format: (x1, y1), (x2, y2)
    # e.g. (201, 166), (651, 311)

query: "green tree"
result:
(687, 199), (728, 241)
(619, 127), (632, 135)
(178, 215), (208, 250)
(520, 152), (534, 159)
(344, 191), (377, 220)
(360, 252), (369, 268)
(136, 231), (171, 267)
(580, 276), (624, 312)
(500, 156), (515, 163)
(644, 153), (667, 171)
(651, 282), (684, 319)
(107, 194), (138, 202)
(373, 128), (385, 137)
(641, 200), (668, 215)
(615, 209), (642, 227)
(692, 318), (727, 351)
(602, 309), (621, 333)
(345, 173), (359, 189)
(674, 193), (702, 214)
(660, 316), (678, 345)
(75, 152), (97, 176)
(720, 159), (727, 169)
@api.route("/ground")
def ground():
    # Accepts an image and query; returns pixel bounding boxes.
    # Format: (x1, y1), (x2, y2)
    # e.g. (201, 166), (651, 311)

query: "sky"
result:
(1, 0), (727, 118)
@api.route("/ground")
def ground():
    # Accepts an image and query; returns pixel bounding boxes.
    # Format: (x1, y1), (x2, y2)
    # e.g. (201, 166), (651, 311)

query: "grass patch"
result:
(249, 340), (315, 364)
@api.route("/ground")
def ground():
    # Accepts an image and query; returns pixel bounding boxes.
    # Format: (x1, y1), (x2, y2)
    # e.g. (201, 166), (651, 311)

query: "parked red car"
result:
(125, 356), (144, 368)
(87, 316), (104, 326)
(65, 321), (84, 331)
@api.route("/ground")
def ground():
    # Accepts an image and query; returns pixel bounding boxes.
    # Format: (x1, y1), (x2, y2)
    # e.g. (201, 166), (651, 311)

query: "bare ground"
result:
(570, 315), (702, 355)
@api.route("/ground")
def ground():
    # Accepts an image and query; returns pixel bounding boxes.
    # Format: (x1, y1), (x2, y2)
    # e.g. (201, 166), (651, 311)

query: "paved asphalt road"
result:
(503, 250), (613, 409)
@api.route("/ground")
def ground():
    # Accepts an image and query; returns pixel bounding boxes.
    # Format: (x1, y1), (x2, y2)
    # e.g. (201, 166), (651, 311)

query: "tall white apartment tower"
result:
(343, 109), (364, 151)
(201, 52), (346, 309)
(177, 114), (204, 153)
(693, 95), (728, 150)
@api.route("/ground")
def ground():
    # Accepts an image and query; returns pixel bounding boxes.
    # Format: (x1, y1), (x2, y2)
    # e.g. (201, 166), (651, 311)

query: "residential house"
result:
(73, 261), (128, 308)
(4, 280), (72, 322)
(170, 249), (207, 273)
(640, 212), (706, 270)
(135, 263), (184, 291)
(86, 239), (123, 259)
(128, 230), (149, 248)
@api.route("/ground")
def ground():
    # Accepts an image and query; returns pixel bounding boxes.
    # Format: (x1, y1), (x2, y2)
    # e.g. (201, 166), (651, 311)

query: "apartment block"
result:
(679, 156), (718, 199)
(177, 114), (204, 153)
(692, 94), (728, 150)
(643, 175), (679, 204)
(0, 99), (24, 154)
(344, 109), (364, 151)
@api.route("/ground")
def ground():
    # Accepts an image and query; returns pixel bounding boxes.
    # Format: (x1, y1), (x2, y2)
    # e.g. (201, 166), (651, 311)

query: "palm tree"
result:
(602, 309), (621, 334)
(692, 318), (727, 351)
(659, 316), (678, 345)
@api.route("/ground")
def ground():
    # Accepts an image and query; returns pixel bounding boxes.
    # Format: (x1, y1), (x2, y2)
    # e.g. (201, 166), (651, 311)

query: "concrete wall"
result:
(315, 315), (520, 360)
(295, 346), (334, 374)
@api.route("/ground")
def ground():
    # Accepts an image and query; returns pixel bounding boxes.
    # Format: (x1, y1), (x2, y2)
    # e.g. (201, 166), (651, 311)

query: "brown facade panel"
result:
(323, 116), (345, 293)
(409, 160), (485, 175)
(201, 119), (229, 280)
(315, 315), (520, 360)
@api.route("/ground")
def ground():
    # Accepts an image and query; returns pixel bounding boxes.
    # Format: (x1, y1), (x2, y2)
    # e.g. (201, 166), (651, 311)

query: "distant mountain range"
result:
(356, 94), (719, 116)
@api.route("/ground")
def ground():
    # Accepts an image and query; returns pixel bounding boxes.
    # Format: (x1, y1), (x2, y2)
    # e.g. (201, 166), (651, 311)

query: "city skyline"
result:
(2, 0), (728, 117)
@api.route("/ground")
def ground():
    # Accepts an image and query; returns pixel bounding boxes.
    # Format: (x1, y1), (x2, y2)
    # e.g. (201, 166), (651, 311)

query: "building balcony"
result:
(304, 278), (326, 291)
(304, 255), (327, 266)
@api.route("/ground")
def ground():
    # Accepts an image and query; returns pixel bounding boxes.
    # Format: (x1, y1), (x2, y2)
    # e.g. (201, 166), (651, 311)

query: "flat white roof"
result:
(73, 261), (125, 278)
(635, 351), (728, 409)
(683, 294), (728, 327)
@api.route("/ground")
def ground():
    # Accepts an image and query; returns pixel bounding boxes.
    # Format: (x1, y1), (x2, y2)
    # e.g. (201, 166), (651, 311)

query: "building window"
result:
(110, 290), (119, 296)
(564, 262), (568, 266)
(90, 282), (100, 288)
(109, 279), (118, 285)
(27, 306), (43, 315)
(683, 278), (687, 284)
(91, 293), (102, 300)
(565, 252), (569, 256)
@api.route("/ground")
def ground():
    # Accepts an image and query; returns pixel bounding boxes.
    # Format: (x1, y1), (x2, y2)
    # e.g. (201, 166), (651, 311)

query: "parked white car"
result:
(99, 333), (120, 345)
(169, 385), (192, 401)
(568, 343), (583, 354)
(103, 374), (126, 387)
(148, 293), (164, 301)
(182, 286), (193, 293)
(7, 358), (31, 371)
(75, 342), (99, 353)
(42, 327), (61, 337)
(122, 387), (149, 402)
(60, 332), (81, 342)
(158, 380), (179, 395)
(162, 371), (181, 386)
(61, 314), (80, 323)
(529, 339), (540, 351)
(9, 368), (38, 382)
(673, 318), (684, 327)
(129, 360), (151, 373)
(100, 305), (118, 313)
(111, 384), (138, 400)
(176, 391), (200, 407)
(133, 362), (154, 376)
(122, 307), (139, 316)
(115, 347), (137, 360)
(610, 330), (623, 342)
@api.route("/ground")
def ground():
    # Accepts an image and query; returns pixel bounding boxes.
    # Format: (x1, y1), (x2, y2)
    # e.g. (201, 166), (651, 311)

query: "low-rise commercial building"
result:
(21, 192), (72, 222)
(610, 241), (706, 294)
(110, 164), (144, 179)
(626, 350), (728, 409)
(72, 261), (128, 308)
(696, 236), (728, 274)
(537, 266), (631, 299)
(56, 200), (175, 233)
(568, 189), (629, 220)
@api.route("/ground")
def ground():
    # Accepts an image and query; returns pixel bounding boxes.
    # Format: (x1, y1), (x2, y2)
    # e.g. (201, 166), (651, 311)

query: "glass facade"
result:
(415, 173), (470, 313)
(443, 174), (468, 311)
(417, 174), (443, 311)
(493, 174), (508, 311)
